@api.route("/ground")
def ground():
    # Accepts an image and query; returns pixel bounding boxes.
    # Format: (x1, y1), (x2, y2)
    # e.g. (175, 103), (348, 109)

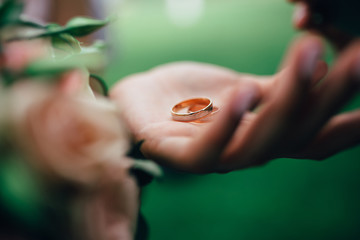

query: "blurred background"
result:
(103, 0), (360, 239)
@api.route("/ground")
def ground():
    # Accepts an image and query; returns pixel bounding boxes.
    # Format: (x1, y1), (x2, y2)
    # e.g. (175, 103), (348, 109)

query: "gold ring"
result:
(171, 97), (213, 121)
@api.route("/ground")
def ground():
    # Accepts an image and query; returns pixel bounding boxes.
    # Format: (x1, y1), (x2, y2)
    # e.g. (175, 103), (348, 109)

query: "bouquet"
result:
(0, 0), (160, 239)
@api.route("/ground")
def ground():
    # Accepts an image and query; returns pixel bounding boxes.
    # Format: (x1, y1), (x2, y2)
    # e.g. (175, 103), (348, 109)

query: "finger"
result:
(257, 59), (327, 99)
(294, 110), (360, 160)
(294, 40), (360, 143)
(188, 84), (260, 172)
(142, 84), (259, 173)
(293, 2), (311, 29)
(220, 35), (323, 170)
(274, 59), (327, 91)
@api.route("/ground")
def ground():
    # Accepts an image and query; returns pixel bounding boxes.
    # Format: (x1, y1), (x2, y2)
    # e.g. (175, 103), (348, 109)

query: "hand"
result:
(110, 35), (360, 173)
(289, 0), (360, 51)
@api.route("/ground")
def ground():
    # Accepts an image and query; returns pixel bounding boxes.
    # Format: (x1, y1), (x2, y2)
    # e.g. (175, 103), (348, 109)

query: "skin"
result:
(110, 35), (360, 174)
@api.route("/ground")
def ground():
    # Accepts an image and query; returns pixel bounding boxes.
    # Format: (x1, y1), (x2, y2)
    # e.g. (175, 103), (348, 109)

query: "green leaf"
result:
(24, 58), (81, 77)
(0, 0), (24, 28)
(132, 160), (163, 178)
(3, 16), (109, 42)
(24, 60), (71, 77)
(51, 33), (81, 56)
(80, 40), (106, 54)
(130, 160), (163, 186)
(0, 18), (46, 42)
(38, 17), (110, 38)
(13, 18), (46, 29)
(63, 17), (110, 37)
(24, 53), (105, 77)
(46, 23), (61, 31)
(89, 74), (108, 96)
(3, 16), (110, 43)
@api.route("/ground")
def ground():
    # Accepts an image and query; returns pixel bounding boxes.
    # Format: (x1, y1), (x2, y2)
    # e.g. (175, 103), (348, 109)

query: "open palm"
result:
(111, 35), (360, 173)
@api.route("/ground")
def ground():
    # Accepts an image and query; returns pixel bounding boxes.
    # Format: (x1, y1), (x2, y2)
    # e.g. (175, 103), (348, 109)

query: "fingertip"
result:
(293, 2), (310, 29)
(298, 34), (324, 53)
(302, 42), (322, 80)
(286, 34), (324, 81)
(283, 33), (323, 67)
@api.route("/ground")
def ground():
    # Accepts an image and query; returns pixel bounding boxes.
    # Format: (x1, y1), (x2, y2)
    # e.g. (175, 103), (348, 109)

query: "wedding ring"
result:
(171, 97), (213, 121)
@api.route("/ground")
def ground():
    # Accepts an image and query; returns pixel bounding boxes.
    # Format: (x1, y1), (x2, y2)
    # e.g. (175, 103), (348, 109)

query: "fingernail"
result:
(231, 87), (256, 120)
(293, 3), (308, 29)
(301, 40), (321, 79)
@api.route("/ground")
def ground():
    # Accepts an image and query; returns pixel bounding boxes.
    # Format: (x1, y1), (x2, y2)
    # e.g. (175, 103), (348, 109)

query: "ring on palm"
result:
(171, 97), (213, 121)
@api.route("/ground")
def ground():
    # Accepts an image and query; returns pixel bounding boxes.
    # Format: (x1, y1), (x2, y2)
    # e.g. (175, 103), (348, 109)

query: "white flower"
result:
(8, 80), (131, 186)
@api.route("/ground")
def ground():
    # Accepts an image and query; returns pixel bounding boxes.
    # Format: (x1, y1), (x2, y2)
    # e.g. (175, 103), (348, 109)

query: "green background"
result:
(106, 0), (360, 239)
